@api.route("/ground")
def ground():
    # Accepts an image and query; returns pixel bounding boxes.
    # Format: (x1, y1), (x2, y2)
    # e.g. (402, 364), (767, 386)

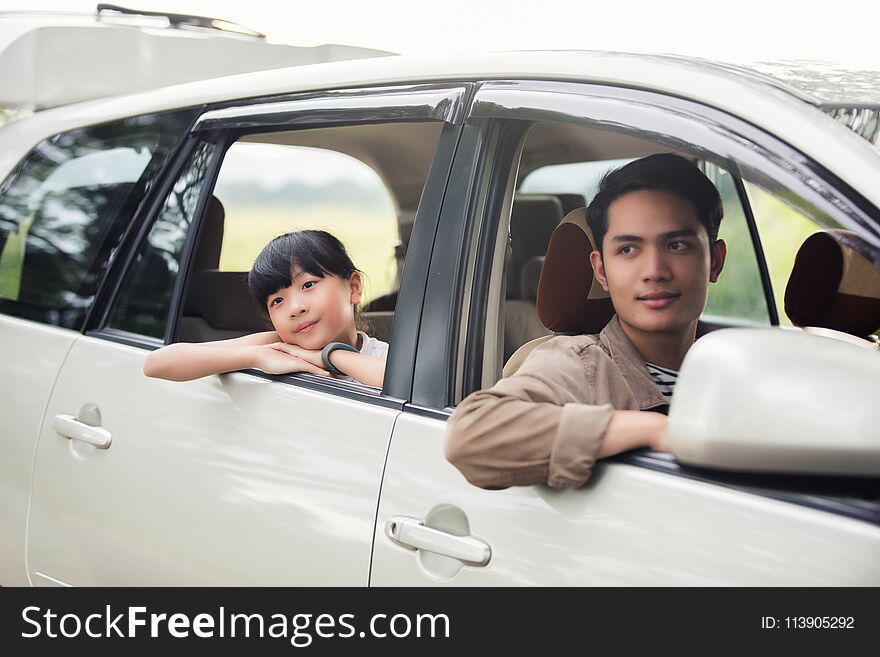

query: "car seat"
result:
(179, 196), (268, 341)
(503, 207), (614, 376)
(784, 229), (880, 349)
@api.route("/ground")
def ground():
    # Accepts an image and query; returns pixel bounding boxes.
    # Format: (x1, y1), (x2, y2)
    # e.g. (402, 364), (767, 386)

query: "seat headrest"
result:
(507, 195), (563, 299)
(190, 270), (269, 332)
(555, 193), (587, 217)
(520, 256), (543, 301)
(784, 230), (880, 338)
(193, 196), (225, 271)
(536, 207), (614, 334)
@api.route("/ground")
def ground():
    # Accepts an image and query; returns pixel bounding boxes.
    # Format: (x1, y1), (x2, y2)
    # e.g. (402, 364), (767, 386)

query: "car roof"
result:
(0, 9), (394, 110)
(2, 49), (878, 218)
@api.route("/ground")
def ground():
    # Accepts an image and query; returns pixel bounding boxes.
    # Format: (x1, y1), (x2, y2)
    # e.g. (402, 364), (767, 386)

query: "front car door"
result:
(24, 84), (469, 585)
(371, 79), (880, 585)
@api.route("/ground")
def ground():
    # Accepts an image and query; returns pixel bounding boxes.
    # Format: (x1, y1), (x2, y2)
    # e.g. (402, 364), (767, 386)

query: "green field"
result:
(219, 203), (401, 305)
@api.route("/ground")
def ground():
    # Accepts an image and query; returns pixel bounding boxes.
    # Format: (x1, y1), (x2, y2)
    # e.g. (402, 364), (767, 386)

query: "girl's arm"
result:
(267, 342), (386, 388)
(143, 331), (329, 381)
(324, 351), (386, 388)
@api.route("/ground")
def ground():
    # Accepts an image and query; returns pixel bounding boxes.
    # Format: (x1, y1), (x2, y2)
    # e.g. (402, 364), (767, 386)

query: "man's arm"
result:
(445, 338), (667, 490)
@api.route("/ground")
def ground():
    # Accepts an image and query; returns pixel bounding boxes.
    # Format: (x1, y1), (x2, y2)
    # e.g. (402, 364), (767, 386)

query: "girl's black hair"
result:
(248, 230), (360, 313)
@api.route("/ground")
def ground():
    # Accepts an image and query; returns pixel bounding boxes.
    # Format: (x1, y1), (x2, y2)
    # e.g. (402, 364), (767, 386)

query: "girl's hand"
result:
(251, 344), (329, 376)
(266, 342), (324, 369)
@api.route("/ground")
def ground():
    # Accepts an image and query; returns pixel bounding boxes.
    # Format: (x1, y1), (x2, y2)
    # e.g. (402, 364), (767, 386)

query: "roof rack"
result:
(96, 3), (266, 39)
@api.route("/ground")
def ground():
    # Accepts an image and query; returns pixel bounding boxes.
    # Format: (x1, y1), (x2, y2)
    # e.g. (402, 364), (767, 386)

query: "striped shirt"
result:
(644, 362), (678, 402)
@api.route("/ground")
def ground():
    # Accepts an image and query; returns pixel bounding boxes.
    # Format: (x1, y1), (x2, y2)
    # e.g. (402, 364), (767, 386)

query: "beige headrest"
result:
(536, 207), (614, 335)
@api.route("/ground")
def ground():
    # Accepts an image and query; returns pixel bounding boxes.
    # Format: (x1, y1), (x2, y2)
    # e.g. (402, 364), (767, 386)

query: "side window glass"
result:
(742, 179), (880, 344)
(213, 141), (401, 306)
(174, 122), (443, 349)
(107, 141), (216, 340)
(745, 182), (823, 327)
(702, 164), (770, 324)
(0, 110), (195, 329)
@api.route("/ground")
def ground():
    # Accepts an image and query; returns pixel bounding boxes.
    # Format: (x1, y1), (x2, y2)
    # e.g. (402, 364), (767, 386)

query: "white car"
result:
(1, 33), (878, 585)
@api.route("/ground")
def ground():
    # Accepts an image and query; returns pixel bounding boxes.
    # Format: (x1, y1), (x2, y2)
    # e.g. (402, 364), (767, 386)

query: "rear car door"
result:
(24, 84), (469, 585)
(371, 80), (880, 585)
(0, 110), (195, 585)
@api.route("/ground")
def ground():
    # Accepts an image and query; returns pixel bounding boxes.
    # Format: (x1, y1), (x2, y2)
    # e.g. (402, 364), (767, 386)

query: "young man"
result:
(445, 153), (727, 489)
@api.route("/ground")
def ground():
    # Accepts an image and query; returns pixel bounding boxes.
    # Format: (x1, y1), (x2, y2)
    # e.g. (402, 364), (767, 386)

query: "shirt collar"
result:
(599, 315), (667, 410)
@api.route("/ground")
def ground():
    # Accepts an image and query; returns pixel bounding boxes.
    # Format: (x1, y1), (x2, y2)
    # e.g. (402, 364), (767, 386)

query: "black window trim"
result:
(192, 83), (471, 132)
(729, 163), (780, 326)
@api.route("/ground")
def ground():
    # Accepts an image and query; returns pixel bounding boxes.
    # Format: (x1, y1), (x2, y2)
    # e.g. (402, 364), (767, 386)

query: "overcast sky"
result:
(3, 0), (879, 67)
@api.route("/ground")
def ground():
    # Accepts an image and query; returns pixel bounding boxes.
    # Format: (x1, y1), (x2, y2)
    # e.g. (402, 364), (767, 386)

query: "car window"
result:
(745, 181), (825, 327)
(458, 108), (880, 400)
(0, 109), (196, 329)
(701, 164), (771, 325)
(519, 159), (771, 326)
(213, 141), (401, 307)
(106, 141), (217, 340)
(106, 120), (443, 358)
(519, 158), (634, 200)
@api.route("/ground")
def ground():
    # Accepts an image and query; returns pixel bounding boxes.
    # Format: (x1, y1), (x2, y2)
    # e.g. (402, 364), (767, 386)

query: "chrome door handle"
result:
(52, 414), (112, 449)
(385, 516), (491, 566)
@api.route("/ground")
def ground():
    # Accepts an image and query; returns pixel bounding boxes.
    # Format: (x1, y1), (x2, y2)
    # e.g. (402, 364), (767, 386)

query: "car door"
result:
(370, 80), (880, 585)
(25, 84), (470, 585)
(0, 109), (195, 585)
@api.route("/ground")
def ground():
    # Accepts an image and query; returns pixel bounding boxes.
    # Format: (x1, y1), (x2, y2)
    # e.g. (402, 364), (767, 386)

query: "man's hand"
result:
(251, 344), (329, 376)
(649, 416), (671, 452)
(597, 410), (671, 458)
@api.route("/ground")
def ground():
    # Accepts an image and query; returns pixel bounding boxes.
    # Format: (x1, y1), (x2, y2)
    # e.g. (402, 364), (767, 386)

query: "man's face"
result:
(589, 189), (725, 335)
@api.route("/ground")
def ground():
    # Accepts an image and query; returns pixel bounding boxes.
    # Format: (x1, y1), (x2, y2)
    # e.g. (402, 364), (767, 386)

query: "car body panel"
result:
(372, 413), (880, 585)
(26, 336), (398, 585)
(0, 315), (76, 586)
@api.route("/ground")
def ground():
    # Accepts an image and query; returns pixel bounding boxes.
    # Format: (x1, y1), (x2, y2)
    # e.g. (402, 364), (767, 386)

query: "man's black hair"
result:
(247, 230), (359, 314)
(586, 153), (723, 255)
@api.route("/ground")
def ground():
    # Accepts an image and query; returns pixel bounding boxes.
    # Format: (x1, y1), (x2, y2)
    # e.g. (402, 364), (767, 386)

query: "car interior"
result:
(174, 118), (880, 393)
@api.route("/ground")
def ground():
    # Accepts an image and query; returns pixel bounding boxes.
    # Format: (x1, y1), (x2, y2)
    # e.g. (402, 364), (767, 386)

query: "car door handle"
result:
(52, 414), (112, 449)
(385, 516), (491, 566)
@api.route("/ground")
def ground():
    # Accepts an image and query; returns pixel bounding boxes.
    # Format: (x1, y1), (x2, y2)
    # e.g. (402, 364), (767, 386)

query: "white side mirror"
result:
(668, 328), (880, 477)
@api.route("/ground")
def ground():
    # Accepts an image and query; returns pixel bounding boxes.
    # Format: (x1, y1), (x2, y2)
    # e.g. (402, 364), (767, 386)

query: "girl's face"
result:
(266, 269), (362, 350)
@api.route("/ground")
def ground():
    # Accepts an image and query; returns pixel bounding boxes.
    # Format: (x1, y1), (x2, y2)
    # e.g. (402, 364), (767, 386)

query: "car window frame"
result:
(85, 82), (474, 409)
(429, 79), (880, 412)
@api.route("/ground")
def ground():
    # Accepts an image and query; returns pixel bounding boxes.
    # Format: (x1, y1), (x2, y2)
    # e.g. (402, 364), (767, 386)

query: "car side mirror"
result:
(668, 327), (880, 477)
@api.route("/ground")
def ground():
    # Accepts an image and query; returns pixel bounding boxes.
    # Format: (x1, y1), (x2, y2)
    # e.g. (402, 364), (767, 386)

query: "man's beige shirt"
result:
(445, 315), (667, 489)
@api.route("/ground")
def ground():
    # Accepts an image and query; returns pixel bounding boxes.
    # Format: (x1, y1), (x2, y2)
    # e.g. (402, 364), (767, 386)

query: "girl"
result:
(143, 230), (388, 387)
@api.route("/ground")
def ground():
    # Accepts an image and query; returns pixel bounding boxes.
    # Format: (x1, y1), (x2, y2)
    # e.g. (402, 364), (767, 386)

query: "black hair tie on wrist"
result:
(321, 341), (359, 376)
